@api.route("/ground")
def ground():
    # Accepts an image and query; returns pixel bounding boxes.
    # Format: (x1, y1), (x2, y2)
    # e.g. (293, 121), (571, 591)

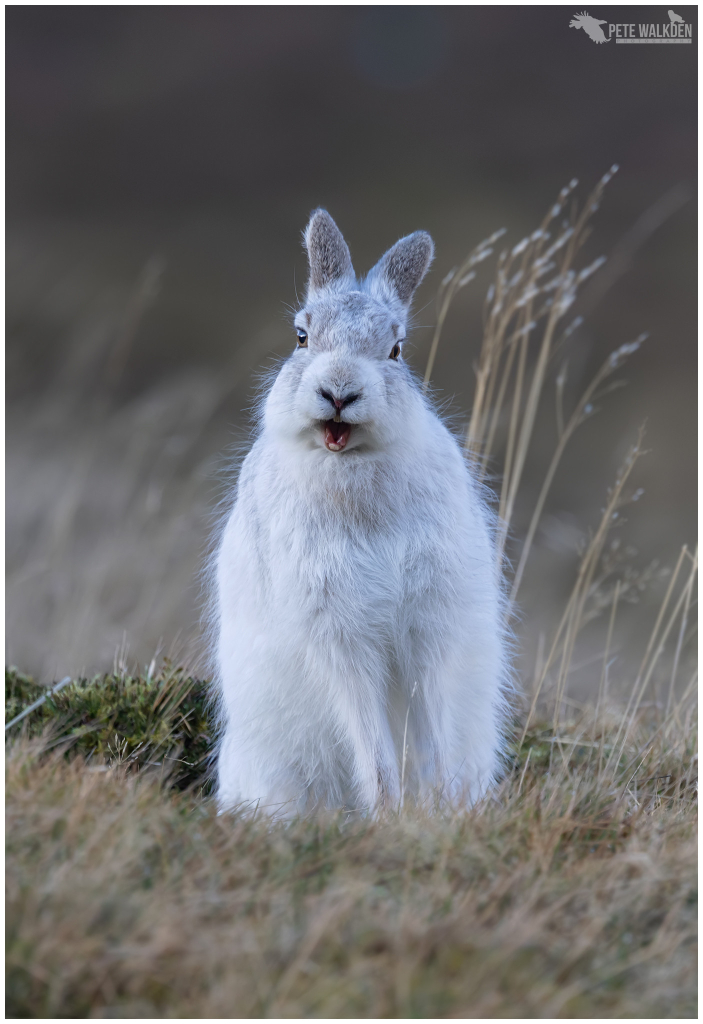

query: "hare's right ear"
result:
(304, 209), (355, 298)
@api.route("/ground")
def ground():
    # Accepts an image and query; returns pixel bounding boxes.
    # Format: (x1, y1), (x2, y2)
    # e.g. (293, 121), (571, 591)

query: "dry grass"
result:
(6, 698), (697, 1018)
(6, 176), (697, 1017)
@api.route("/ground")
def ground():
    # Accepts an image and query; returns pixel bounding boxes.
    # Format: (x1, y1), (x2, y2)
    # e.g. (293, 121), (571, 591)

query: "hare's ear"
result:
(304, 209), (355, 297)
(366, 231), (434, 308)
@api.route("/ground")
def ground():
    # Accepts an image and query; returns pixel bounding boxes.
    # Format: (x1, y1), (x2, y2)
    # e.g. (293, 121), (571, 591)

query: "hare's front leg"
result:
(409, 652), (502, 806)
(325, 669), (399, 812)
(216, 711), (304, 818)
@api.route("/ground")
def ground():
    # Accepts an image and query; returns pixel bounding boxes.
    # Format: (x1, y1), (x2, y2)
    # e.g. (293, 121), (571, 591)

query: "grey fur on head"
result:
(304, 209), (355, 295)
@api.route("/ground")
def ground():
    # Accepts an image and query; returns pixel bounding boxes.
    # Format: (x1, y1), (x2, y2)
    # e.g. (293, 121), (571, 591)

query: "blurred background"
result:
(6, 6), (697, 685)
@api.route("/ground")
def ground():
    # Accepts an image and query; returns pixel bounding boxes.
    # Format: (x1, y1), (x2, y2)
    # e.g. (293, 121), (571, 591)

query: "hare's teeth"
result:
(324, 421), (351, 451)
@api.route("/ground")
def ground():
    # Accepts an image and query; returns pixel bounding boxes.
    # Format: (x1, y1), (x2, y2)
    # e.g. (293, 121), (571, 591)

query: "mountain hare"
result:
(213, 210), (509, 816)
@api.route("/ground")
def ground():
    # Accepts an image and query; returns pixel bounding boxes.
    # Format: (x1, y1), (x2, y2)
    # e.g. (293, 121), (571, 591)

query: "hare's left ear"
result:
(366, 231), (434, 309)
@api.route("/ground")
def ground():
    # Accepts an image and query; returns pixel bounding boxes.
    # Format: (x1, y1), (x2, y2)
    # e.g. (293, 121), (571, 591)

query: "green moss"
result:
(5, 665), (214, 790)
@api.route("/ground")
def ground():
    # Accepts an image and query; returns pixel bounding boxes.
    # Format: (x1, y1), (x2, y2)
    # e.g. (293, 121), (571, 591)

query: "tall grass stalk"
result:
(425, 171), (695, 737)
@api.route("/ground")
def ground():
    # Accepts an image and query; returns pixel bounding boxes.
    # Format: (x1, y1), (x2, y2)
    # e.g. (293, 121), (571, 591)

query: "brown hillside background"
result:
(6, 6), (697, 683)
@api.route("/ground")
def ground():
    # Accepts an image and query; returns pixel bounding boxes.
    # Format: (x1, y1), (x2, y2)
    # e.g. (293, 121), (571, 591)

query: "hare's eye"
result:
(296, 330), (308, 348)
(389, 343), (401, 361)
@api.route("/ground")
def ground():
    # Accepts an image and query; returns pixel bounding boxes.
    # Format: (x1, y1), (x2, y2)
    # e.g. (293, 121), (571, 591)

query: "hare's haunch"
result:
(212, 210), (510, 816)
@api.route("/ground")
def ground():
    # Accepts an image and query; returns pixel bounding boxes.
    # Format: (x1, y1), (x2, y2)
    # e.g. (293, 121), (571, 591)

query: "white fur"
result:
(211, 212), (510, 817)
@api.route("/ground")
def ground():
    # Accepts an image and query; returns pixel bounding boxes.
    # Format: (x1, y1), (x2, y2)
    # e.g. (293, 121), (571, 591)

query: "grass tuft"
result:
(5, 665), (212, 791)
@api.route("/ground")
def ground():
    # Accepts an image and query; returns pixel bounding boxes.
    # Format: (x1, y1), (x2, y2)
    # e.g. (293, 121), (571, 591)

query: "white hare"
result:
(212, 210), (509, 816)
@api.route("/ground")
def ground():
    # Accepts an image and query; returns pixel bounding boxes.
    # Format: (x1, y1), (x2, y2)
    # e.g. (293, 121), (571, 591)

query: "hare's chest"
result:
(269, 510), (453, 627)
(264, 512), (400, 611)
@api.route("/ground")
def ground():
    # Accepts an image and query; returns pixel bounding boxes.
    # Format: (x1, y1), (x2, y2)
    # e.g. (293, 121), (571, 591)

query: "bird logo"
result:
(668, 10), (685, 23)
(569, 11), (610, 43)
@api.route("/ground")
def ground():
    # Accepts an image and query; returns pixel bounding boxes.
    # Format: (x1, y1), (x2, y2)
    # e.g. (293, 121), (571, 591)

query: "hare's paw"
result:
(216, 734), (304, 818)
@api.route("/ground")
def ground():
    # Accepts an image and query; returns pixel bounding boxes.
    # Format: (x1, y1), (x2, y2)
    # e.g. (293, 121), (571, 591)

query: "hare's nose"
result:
(318, 388), (360, 413)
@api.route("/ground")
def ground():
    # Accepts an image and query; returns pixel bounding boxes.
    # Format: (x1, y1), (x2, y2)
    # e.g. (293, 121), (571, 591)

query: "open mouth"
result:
(323, 420), (351, 452)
